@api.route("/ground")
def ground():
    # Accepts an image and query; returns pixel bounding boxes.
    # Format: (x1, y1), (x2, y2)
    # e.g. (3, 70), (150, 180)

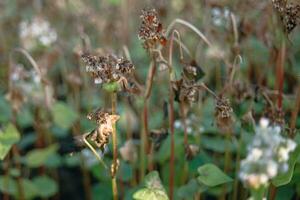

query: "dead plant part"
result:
(272, 0), (300, 33)
(215, 96), (234, 131)
(263, 106), (285, 127)
(182, 60), (205, 81)
(86, 111), (120, 149)
(185, 144), (200, 160)
(138, 8), (167, 50)
(149, 129), (168, 150)
(5, 87), (27, 113)
(81, 53), (134, 86)
(172, 79), (200, 105)
(119, 140), (138, 163)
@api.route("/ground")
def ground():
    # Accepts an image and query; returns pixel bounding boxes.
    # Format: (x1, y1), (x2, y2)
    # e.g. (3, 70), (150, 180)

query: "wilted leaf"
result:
(25, 144), (59, 168)
(197, 163), (232, 187)
(51, 102), (78, 130)
(0, 123), (20, 160)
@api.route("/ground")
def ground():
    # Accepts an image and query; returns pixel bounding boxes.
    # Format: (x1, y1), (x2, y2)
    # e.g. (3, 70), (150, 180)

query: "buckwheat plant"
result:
(239, 118), (296, 199)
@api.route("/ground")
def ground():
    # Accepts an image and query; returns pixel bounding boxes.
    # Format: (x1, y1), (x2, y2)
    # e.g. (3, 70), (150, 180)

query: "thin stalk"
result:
(270, 38), (286, 200)
(289, 86), (300, 138)
(166, 19), (212, 47)
(111, 92), (118, 200)
(140, 55), (157, 181)
(168, 30), (176, 200)
(83, 133), (108, 169)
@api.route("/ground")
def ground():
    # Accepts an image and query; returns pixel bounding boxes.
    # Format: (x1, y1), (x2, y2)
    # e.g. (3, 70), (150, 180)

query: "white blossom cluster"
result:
(19, 17), (57, 49)
(239, 118), (297, 189)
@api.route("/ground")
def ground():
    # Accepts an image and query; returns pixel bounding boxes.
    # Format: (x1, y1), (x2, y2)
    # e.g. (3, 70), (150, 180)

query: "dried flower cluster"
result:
(239, 118), (297, 189)
(272, 0), (300, 33)
(172, 61), (205, 105)
(81, 53), (134, 85)
(214, 96), (234, 130)
(138, 8), (167, 49)
(86, 108), (120, 149)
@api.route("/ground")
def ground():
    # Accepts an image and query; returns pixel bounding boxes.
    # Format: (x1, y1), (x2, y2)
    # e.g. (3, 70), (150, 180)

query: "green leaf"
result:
(0, 96), (12, 123)
(33, 176), (58, 198)
(0, 176), (17, 195)
(177, 179), (201, 199)
(25, 144), (59, 168)
(133, 188), (169, 200)
(19, 178), (39, 199)
(272, 145), (300, 187)
(0, 123), (20, 160)
(51, 102), (78, 130)
(133, 171), (168, 200)
(197, 163), (233, 187)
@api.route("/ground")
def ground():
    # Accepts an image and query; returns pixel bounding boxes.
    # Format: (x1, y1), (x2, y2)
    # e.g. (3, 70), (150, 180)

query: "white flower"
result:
(287, 139), (297, 152)
(249, 148), (263, 161)
(266, 161), (278, 177)
(278, 147), (289, 162)
(259, 118), (269, 129)
(94, 78), (103, 84)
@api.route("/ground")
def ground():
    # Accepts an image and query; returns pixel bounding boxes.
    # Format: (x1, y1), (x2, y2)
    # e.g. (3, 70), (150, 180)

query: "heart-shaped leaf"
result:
(133, 171), (168, 200)
(25, 144), (58, 168)
(197, 163), (233, 187)
(0, 123), (20, 160)
(51, 102), (78, 130)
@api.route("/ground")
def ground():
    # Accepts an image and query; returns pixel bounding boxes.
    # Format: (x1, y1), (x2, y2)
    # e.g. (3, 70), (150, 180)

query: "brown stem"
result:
(111, 92), (118, 200)
(289, 86), (300, 138)
(276, 40), (286, 109)
(168, 30), (176, 200)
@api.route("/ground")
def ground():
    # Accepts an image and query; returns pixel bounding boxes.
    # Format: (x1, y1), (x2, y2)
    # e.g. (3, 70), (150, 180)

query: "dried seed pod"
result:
(172, 78), (200, 105)
(272, 0), (300, 33)
(138, 8), (167, 50)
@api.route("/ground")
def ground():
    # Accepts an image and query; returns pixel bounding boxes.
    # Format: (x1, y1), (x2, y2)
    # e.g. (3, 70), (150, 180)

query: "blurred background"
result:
(0, 0), (300, 199)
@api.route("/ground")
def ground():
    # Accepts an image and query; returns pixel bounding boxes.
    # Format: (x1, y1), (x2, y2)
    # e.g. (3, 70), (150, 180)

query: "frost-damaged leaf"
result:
(51, 101), (78, 130)
(25, 144), (59, 168)
(272, 145), (300, 187)
(0, 123), (20, 160)
(33, 175), (58, 198)
(197, 163), (233, 187)
(133, 171), (169, 200)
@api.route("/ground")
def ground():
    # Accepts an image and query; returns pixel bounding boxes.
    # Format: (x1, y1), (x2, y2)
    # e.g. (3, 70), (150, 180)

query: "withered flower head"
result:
(172, 79), (200, 104)
(87, 108), (108, 124)
(272, 0), (300, 33)
(150, 128), (168, 150)
(215, 96), (233, 131)
(182, 60), (205, 82)
(81, 53), (135, 86)
(119, 140), (138, 163)
(138, 8), (167, 50)
(185, 144), (200, 160)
